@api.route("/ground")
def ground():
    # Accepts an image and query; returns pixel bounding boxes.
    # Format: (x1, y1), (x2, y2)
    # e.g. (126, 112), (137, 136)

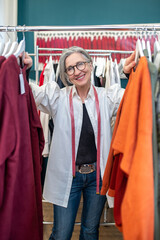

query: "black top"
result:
(76, 103), (97, 165)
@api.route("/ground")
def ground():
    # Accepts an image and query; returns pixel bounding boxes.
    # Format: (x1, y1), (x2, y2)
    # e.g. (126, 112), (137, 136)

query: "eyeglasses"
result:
(65, 61), (89, 76)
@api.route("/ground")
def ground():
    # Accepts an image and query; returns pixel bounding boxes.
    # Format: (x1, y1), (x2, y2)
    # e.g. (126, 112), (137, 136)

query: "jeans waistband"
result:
(76, 162), (96, 174)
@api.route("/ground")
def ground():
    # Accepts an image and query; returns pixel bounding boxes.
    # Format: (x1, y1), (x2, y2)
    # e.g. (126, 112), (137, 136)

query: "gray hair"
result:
(59, 46), (92, 86)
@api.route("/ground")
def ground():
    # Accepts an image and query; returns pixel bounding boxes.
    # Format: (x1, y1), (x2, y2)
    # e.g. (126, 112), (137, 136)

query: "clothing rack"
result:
(1, 24), (159, 229)
(29, 46), (133, 84)
(0, 24), (160, 32)
(0, 24), (159, 83)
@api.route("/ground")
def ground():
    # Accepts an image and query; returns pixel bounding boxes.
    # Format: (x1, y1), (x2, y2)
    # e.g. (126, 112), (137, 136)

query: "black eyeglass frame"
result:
(65, 61), (90, 76)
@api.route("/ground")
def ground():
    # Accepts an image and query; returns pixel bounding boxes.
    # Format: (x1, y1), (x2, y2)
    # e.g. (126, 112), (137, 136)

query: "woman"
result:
(26, 47), (136, 240)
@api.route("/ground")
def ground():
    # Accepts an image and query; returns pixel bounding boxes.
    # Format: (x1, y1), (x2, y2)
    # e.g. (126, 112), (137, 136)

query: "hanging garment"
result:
(143, 49), (160, 240)
(0, 55), (44, 240)
(155, 71), (160, 240)
(40, 57), (55, 157)
(101, 56), (154, 240)
(0, 56), (5, 67)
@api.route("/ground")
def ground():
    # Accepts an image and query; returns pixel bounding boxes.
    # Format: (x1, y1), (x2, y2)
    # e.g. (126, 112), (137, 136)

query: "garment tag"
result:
(19, 73), (25, 94)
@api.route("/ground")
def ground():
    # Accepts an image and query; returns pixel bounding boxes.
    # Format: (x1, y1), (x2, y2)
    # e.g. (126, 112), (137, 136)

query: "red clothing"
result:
(0, 56), (5, 67)
(39, 62), (47, 86)
(101, 57), (154, 240)
(0, 55), (44, 240)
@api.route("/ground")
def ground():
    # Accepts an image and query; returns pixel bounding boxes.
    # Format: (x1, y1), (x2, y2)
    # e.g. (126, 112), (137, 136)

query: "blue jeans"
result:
(49, 170), (106, 240)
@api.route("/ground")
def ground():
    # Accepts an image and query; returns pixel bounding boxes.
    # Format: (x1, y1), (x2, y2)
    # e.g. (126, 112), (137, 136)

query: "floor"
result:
(42, 198), (123, 240)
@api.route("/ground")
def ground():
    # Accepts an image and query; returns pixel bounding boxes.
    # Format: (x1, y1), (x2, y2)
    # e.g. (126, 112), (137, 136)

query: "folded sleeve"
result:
(29, 81), (60, 117)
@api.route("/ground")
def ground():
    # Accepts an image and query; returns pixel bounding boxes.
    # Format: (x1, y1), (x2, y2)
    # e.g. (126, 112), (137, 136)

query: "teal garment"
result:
(144, 49), (160, 240)
(155, 73), (160, 239)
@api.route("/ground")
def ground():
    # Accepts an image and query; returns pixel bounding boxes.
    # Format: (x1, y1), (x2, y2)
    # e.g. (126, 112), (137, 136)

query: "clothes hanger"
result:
(135, 28), (144, 64)
(141, 29), (146, 50)
(5, 28), (18, 58)
(146, 40), (152, 62)
(2, 30), (12, 56)
(154, 39), (160, 58)
(0, 33), (5, 55)
(153, 29), (160, 59)
(5, 41), (18, 58)
(135, 38), (144, 64)
(14, 30), (25, 60)
(141, 38), (146, 50)
(141, 33), (146, 50)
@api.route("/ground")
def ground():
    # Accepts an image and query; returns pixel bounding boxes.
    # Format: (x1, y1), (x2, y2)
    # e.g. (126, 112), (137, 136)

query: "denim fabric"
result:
(49, 170), (106, 240)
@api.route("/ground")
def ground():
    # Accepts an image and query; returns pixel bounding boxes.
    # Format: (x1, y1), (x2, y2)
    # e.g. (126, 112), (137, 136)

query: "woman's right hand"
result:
(23, 52), (33, 69)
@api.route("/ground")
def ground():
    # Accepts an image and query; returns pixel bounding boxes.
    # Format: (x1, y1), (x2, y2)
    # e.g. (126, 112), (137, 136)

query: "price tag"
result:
(19, 73), (25, 94)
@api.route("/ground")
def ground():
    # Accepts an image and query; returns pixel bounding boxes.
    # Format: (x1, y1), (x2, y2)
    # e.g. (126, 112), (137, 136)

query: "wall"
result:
(0, 0), (17, 41)
(18, 0), (160, 26)
(17, 0), (160, 78)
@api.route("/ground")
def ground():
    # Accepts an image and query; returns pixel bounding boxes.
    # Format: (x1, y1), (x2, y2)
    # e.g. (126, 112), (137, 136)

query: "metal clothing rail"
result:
(0, 24), (160, 32)
(32, 46), (133, 84)
(37, 47), (133, 54)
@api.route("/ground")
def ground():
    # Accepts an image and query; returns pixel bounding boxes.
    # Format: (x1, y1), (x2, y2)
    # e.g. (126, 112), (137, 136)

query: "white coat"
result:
(30, 81), (124, 207)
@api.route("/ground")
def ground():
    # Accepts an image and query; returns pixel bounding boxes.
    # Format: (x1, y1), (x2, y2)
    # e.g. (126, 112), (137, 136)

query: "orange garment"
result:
(101, 57), (154, 240)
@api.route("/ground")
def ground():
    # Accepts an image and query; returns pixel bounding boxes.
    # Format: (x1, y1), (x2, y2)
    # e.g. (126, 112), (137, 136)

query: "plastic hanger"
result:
(0, 42), (5, 56)
(0, 34), (5, 55)
(141, 29), (146, 50)
(146, 39), (152, 62)
(135, 38), (144, 64)
(141, 38), (146, 50)
(5, 28), (18, 58)
(2, 39), (11, 56)
(14, 31), (25, 59)
(5, 40), (18, 58)
(154, 39), (160, 58)
(2, 31), (12, 56)
(153, 28), (160, 58)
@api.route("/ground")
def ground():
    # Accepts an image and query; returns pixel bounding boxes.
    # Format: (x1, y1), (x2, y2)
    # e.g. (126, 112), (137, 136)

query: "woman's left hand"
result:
(123, 50), (136, 74)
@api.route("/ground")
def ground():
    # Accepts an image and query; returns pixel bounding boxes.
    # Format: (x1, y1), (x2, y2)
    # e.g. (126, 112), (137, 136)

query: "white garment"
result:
(40, 56), (55, 156)
(105, 58), (111, 89)
(114, 59), (121, 86)
(29, 82), (124, 208)
(95, 57), (106, 77)
(154, 51), (160, 70)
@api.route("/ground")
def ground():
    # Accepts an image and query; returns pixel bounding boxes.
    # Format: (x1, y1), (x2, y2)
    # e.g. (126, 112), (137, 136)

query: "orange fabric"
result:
(101, 68), (132, 196)
(120, 58), (154, 240)
(101, 57), (154, 240)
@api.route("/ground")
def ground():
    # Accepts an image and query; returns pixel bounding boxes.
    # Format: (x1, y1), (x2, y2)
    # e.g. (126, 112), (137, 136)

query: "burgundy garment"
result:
(0, 56), (6, 206)
(0, 56), (6, 67)
(92, 36), (97, 49)
(97, 35), (101, 49)
(84, 36), (88, 49)
(0, 55), (44, 240)
(108, 153), (127, 228)
(116, 36), (121, 63)
(88, 37), (91, 49)
(72, 36), (76, 47)
(68, 36), (72, 47)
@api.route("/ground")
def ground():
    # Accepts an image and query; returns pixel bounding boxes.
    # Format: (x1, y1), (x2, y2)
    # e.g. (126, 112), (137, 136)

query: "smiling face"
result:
(65, 52), (92, 90)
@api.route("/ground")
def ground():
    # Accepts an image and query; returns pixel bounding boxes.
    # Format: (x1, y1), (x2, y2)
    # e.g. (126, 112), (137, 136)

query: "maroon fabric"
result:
(0, 56), (6, 67)
(116, 36), (121, 63)
(0, 55), (44, 240)
(108, 153), (127, 228)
